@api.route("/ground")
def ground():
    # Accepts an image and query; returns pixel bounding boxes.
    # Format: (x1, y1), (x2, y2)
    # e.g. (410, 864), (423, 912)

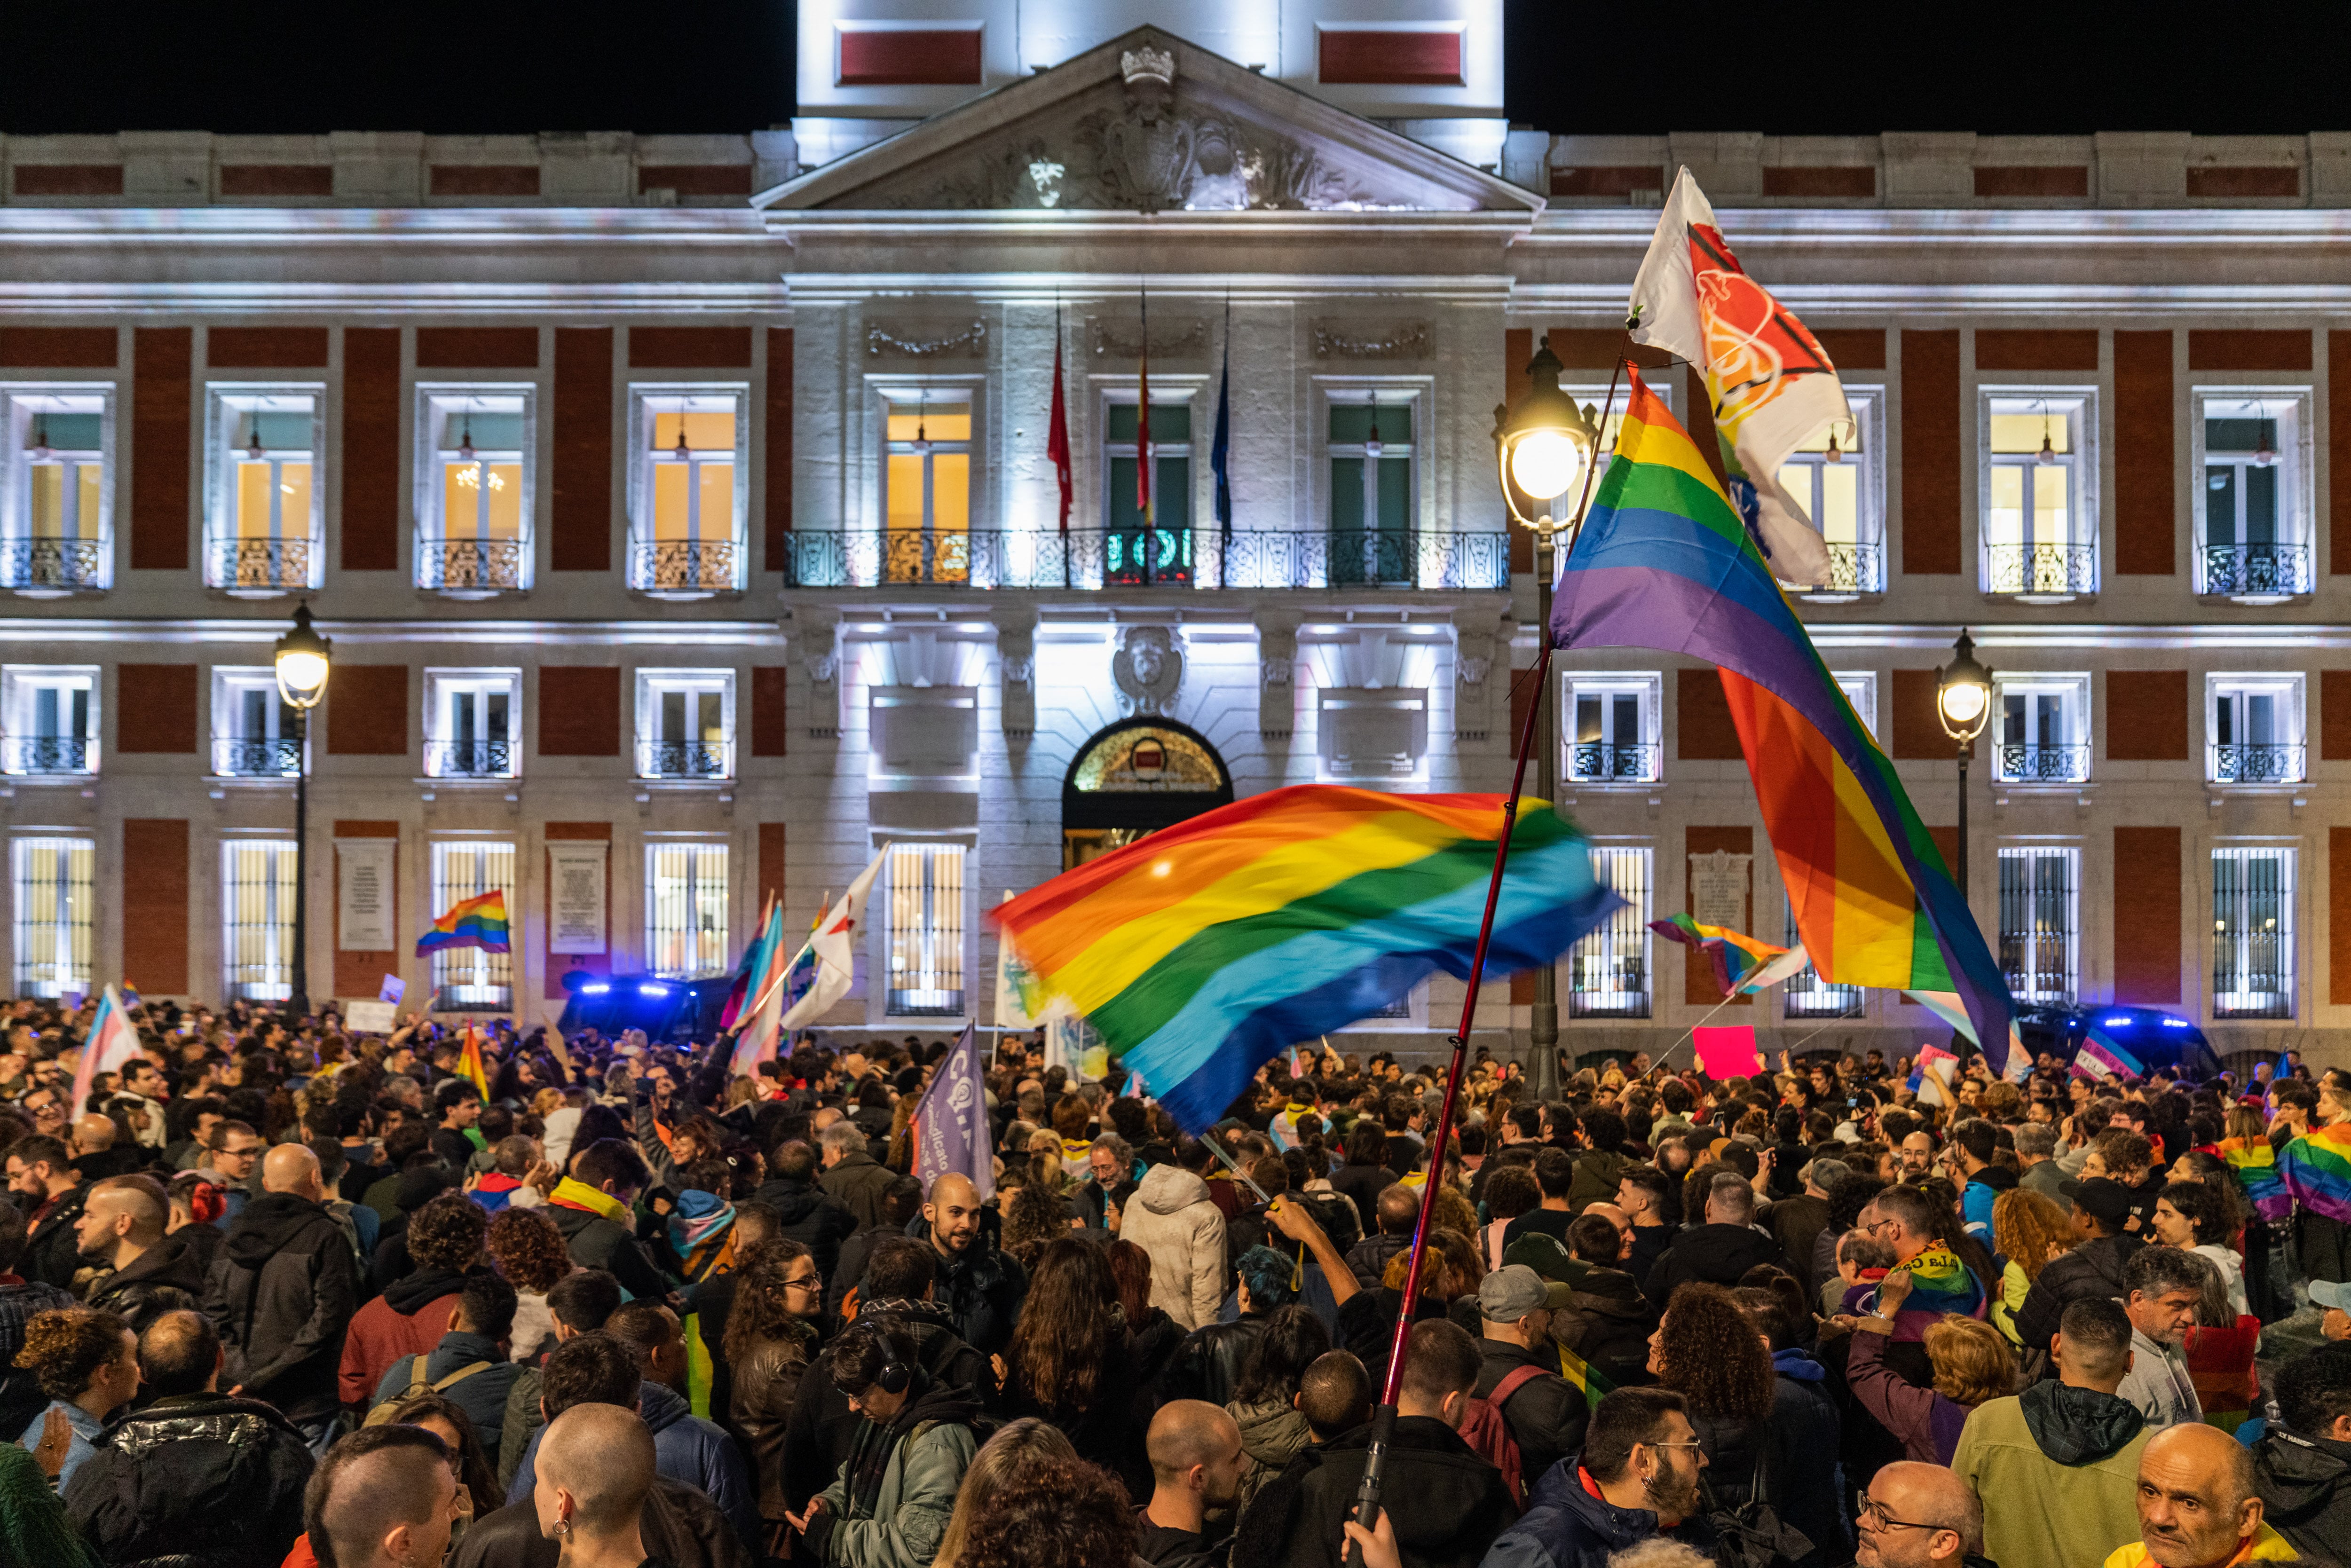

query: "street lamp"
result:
(274, 604), (332, 1020)
(1934, 628), (1993, 910)
(1493, 336), (1601, 1102)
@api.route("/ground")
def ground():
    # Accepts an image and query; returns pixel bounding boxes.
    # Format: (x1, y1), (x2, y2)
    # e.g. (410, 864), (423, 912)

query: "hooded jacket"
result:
(1121, 1165), (1229, 1331)
(2252, 1423), (2351, 1559)
(374, 1328), (520, 1465)
(1950, 1384), (2151, 1568)
(337, 1263), (466, 1405)
(1961, 1163), (2019, 1243)
(780, 1298), (992, 1515)
(1551, 1267), (1652, 1390)
(749, 1174), (859, 1284)
(1269, 1415), (1517, 1568)
(1642, 1222), (1784, 1303)
(507, 1378), (761, 1549)
(1228, 1395), (1312, 1517)
(546, 1180), (670, 1301)
(1483, 1455), (1717, 1568)
(63, 1391), (315, 1568)
(811, 1376), (983, 1568)
(201, 1190), (360, 1422)
(2012, 1233), (2143, 1355)
(82, 1228), (212, 1332)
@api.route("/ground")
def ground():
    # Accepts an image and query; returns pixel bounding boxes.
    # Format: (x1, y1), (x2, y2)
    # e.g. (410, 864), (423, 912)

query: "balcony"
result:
(1799, 542), (1884, 599)
(425, 739), (515, 780)
(2, 737), (94, 775)
(1995, 742), (2091, 784)
(630, 538), (739, 595)
(0, 539), (105, 595)
(418, 538), (524, 594)
(2210, 742), (2304, 784)
(1566, 741), (1659, 783)
(778, 528), (1510, 591)
(207, 536), (315, 595)
(213, 736), (301, 778)
(2201, 543), (2312, 600)
(1984, 543), (2097, 599)
(638, 740), (731, 780)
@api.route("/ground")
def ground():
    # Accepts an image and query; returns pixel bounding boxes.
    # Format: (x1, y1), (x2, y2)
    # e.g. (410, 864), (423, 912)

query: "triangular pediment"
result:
(761, 26), (1538, 215)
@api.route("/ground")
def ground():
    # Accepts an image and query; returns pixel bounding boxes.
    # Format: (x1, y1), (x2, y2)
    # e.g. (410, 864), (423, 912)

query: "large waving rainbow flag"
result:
(1552, 369), (2014, 1071)
(415, 890), (510, 957)
(2218, 1135), (2290, 1223)
(990, 785), (1621, 1134)
(2278, 1121), (2351, 1225)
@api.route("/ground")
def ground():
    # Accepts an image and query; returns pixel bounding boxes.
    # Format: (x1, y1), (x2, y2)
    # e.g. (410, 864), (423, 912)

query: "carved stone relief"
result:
(1312, 320), (1433, 361)
(868, 320), (987, 359)
(1112, 626), (1184, 717)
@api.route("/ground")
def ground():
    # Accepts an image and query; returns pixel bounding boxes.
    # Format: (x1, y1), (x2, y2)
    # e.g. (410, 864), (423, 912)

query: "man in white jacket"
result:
(1123, 1160), (1228, 1331)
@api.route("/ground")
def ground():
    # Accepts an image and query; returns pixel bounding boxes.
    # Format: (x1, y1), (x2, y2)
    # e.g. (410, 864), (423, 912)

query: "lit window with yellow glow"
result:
(4, 390), (110, 594)
(1981, 392), (2093, 598)
(884, 392), (972, 583)
(418, 389), (531, 592)
(631, 390), (744, 593)
(208, 388), (319, 591)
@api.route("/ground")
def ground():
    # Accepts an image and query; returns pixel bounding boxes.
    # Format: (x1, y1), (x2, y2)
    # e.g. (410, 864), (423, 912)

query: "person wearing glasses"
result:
(1852, 1461), (1987, 1568)
(726, 1236), (824, 1556)
(1478, 1385), (1712, 1568)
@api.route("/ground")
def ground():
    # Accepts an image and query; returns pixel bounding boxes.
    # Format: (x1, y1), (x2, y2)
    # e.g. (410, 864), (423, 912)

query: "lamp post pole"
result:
(1935, 628), (1994, 968)
(1529, 520), (1560, 1102)
(275, 603), (333, 1022)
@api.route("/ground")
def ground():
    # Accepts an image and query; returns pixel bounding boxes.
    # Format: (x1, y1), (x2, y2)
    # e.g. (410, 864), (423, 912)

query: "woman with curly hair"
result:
(1646, 1284), (1783, 1517)
(999, 1237), (1143, 1494)
(935, 1418), (1128, 1568)
(12, 1308), (135, 1489)
(998, 1180), (1073, 1276)
(484, 1206), (571, 1361)
(1988, 1186), (2074, 1347)
(726, 1237), (823, 1551)
(936, 1418), (1136, 1568)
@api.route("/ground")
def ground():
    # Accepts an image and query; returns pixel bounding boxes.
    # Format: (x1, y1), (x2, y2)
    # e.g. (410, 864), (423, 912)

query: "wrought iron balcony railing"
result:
(2201, 542), (2312, 598)
(1995, 742), (2091, 783)
(207, 536), (315, 592)
(778, 527), (1510, 591)
(638, 740), (732, 780)
(1811, 541), (1884, 595)
(1983, 542), (2098, 597)
(1567, 741), (1660, 783)
(1, 737), (94, 774)
(418, 538), (525, 592)
(425, 739), (515, 779)
(631, 538), (740, 594)
(0, 538), (105, 593)
(213, 736), (302, 778)
(2210, 742), (2305, 784)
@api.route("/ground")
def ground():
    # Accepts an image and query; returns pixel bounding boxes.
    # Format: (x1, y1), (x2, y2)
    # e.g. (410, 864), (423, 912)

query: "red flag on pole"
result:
(1048, 305), (1071, 533)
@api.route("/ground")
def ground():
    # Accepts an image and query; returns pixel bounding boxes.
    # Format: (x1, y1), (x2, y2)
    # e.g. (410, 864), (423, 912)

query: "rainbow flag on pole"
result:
(415, 890), (510, 957)
(456, 1024), (489, 1101)
(991, 785), (1621, 1135)
(2219, 1135), (2291, 1224)
(1649, 913), (1784, 996)
(1552, 369), (2015, 1072)
(2278, 1121), (2351, 1225)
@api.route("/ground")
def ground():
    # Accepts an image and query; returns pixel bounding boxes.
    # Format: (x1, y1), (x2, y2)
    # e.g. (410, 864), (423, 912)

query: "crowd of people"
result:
(0, 995), (2340, 1568)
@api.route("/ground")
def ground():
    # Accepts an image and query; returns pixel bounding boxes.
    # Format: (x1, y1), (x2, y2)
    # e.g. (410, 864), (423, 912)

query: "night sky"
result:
(3, 1), (2347, 138)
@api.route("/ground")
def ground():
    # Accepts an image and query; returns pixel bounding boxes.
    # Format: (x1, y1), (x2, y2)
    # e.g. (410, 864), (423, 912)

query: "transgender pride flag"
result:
(2072, 1022), (2145, 1082)
(66, 986), (141, 1116)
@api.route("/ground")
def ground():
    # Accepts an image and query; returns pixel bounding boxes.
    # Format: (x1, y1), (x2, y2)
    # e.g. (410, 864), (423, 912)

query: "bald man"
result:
(309, 1426), (464, 1568)
(1140, 1400), (1250, 1566)
(201, 1139), (361, 1455)
(915, 1171), (1026, 1355)
(533, 1403), (657, 1561)
(1854, 1461), (1984, 1568)
(2104, 1424), (2296, 1568)
(78, 1173), (209, 1329)
(70, 1112), (142, 1181)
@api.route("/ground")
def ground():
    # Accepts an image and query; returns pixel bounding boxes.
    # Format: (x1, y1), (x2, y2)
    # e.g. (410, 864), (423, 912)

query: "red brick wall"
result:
(2114, 331), (2176, 575)
(132, 328), (191, 571)
(1677, 669), (1744, 760)
(2106, 671), (2189, 761)
(2113, 828), (2182, 1004)
(1890, 669), (1948, 760)
(1901, 331), (1961, 575)
(1974, 330), (2099, 370)
(414, 328), (538, 369)
(765, 329), (793, 572)
(121, 819), (189, 995)
(552, 328), (613, 573)
(115, 665), (197, 754)
(342, 328), (402, 572)
(538, 668), (622, 756)
(208, 327), (329, 368)
(629, 327), (751, 368)
(326, 666), (410, 756)
(0, 328), (115, 367)
(750, 668), (789, 758)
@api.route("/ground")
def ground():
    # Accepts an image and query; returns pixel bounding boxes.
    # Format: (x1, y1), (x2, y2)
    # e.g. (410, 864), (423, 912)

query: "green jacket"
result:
(815, 1417), (977, 1568)
(1951, 1392), (2149, 1568)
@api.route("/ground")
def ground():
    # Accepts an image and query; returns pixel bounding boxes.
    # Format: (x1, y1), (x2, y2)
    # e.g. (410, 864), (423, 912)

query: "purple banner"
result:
(914, 1023), (994, 1200)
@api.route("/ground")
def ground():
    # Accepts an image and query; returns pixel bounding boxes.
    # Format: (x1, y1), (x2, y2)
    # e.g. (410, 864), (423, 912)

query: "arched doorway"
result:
(1061, 718), (1233, 870)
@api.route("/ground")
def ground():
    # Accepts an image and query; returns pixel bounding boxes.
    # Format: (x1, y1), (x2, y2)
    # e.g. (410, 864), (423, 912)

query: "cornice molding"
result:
(0, 283), (789, 318)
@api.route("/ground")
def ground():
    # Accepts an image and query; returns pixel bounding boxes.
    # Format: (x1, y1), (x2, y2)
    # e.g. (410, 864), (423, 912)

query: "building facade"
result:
(0, 4), (2345, 1064)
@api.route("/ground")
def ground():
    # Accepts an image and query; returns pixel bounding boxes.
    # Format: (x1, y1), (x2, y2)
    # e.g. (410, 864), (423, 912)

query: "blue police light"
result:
(639, 983), (671, 997)
(2102, 1015), (2132, 1027)
(581, 983), (610, 995)
(2160, 1016), (2190, 1028)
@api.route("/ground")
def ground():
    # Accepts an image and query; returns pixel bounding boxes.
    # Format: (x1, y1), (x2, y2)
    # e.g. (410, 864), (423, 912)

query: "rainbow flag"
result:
(1869, 1241), (1988, 1341)
(1556, 1341), (1617, 1414)
(2218, 1135), (2291, 1223)
(415, 890), (510, 957)
(456, 1025), (489, 1102)
(1552, 368), (2014, 1072)
(2278, 1121), (2351, 1225)
(1649, 913), (1784, 996)
(990, 785), (1620, 1134)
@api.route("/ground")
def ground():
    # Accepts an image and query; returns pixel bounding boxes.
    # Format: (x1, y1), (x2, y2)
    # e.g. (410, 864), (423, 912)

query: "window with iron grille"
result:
(223, 839), (297, 1001)
(1, 388), (112, 594)
(1782, 900), (1862, 1018)
(0, 666), (97, 776)
(430, 841), (513, 1010)
(212, 669), (300, 778)
(646, 842), (728, 978)
(1565, 675), (1660, 784)
(887, 843), (965, 1016)
(426, 670), (520, 780)
(1993, 677), (2091, 785)
(636, 670), (734, 780)
(2193, 390), (2312, 599)
(1568, 846), (1650, 1018)
(1998, 847), (2078, 1003)
(2213, 847), (2294, 1019)
(206, 387), (322, 593)
(2207, 675), (2305, 786)
(12, 835), (92, 998)
(630, 387), (746, 594)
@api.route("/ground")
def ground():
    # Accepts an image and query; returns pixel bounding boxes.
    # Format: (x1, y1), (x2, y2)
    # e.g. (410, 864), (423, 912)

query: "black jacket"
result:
(84, 1227), (214, 1331)
(1167, 1311), (1270, 1410)
(902, 1215), (1026, 1356)
(1643, 1223), (1784, 1304)
(546, 1196), (671, 1302)
(2012, 1233), (2144, 1357)
(779, 1297), (991, 1514)
(1270, 1415), (1517, 1568)
(22, 1184), (87, 1291)
(1330, 1161), (1394, 1234)
(452, 1472), (754, 1568)
(817, 1150), (897, 1232)
(1475, 1336), (1586, 1487)
(750, 1175), (860, 1285)
(1552, 1267), (1653, 1390)
(63, 1391), (314, 1568)
(2253, 1424), (2351, 1560)
(201, 1191), (361, 1421)
(1483, 1450), (1719, 1568)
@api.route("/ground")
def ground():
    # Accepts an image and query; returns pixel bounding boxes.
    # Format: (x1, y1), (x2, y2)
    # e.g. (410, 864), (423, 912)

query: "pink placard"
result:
(1693, 1024), (1764, 1080)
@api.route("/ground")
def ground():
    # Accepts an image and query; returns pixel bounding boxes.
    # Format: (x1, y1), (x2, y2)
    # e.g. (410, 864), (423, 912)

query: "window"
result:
(205, 387), (321, 593)
(426, 670), (520, 780)
(646, 842), (728, 977)
(886, 843), (965, 1016)
(2213, 847), (2294, 1019)
(1777, 388), (1883, 595)
(1568, 846), (1650, 1018)
(2208, 675), (2304, 784)
(0, 666), (97, 776)
(1782, 900), (1861, 1018)
(212, 669), (300, 778)
(1, 388), (110, 593)
(430, 841), (513, 1009)
(12, 836), (92, 998)
(630, 388), (744, 594)
(2196, 392), (2312, 598)
(1565, 675), (1659, 783)
(1329, 393), (1414, 587)
(884, 390), (973, 585)
(417, 388), (531, 593)
(1833, 672), (1878, 741)
(1998, 847), (2078, 1003)
(1994, 676), (2090, 784)
(222, 839), (297, 1001)
(1105, 396), (1191, 587)
(1982, 393), (2095, 598)
(637, 670), (733, 780)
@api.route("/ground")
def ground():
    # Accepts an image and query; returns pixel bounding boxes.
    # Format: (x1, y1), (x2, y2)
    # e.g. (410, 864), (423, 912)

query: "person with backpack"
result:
(368, 1271), (522, 1469)
(1470, 1265), (1587, 1503)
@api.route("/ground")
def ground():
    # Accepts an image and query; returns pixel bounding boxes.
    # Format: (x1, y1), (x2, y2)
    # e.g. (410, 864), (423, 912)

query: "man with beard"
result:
(78, 1174), (209, 1329)
(1480, 1387), (1712, 1568)
(789, 1318), (981, 1568)
(1851, 1462), (1984, 1568)
(1138, 1401), (1249, 1568)
(2113, 1246), (2206, 1430)
(2103, 1424), (2296, 1568)
(907, 1172), (1026, 1356)
(7, 1135), (87, 1289)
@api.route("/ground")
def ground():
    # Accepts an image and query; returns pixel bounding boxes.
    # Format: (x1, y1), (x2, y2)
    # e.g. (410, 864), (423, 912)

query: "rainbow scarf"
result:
(1870, 1244), (1987, 1340)
(549, 1177), (632, 1226)
(2218, 1136), (2291, 1223)
(2278, 1121), (2351, 1225)
(1553, 369), (2014, 1072)
(990, 785), (1620, 1135)
(416, 889), (511, 956)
